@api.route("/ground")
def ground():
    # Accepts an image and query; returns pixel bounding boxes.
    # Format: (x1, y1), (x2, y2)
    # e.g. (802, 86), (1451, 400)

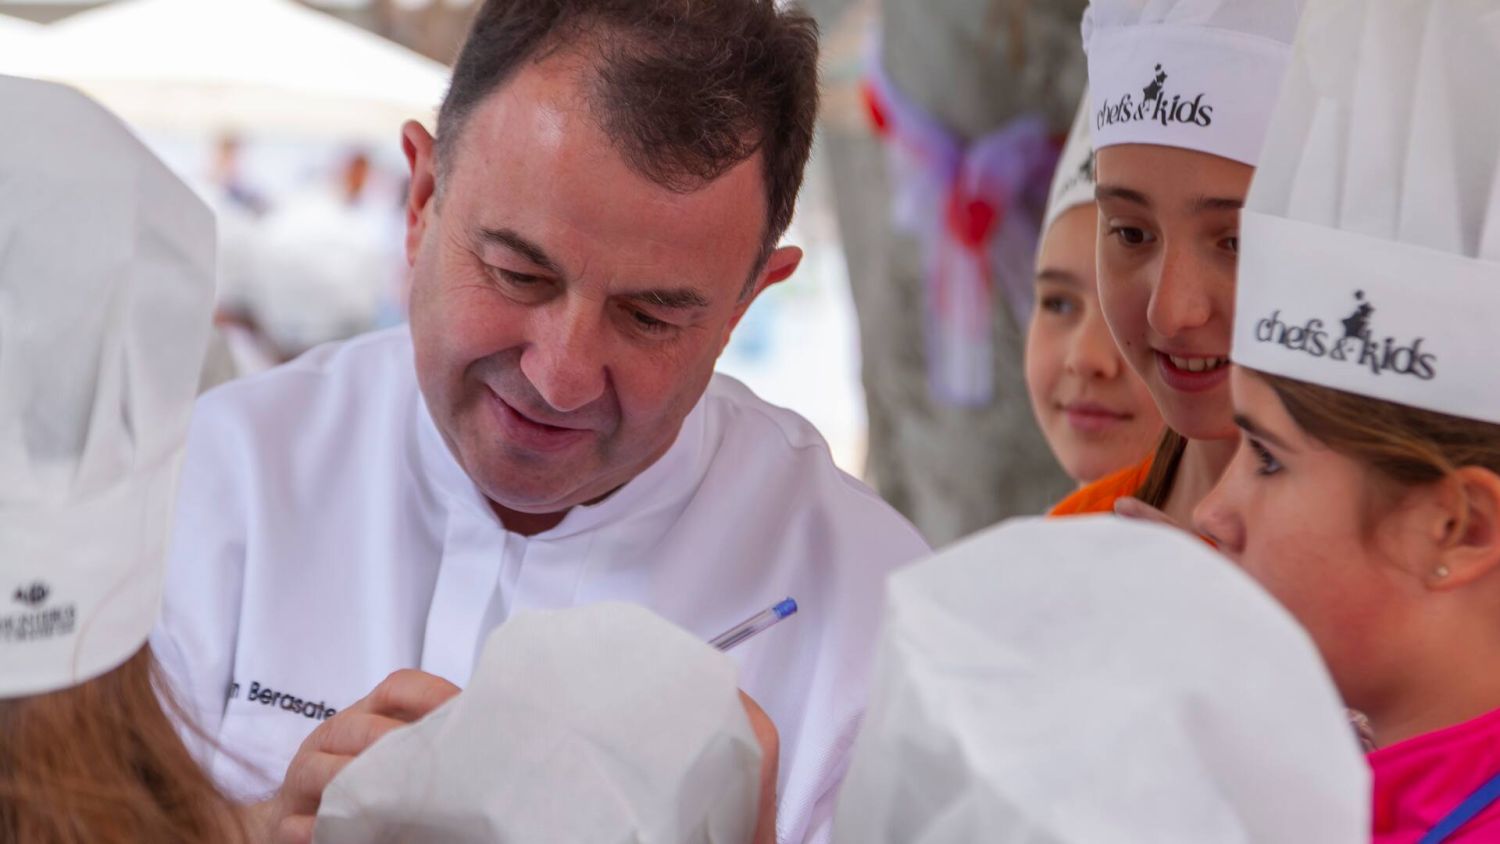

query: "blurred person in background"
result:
(206, 134), (284, 375)
(211, 135), (269, 217)
(1026, 94), (1161, 487)
(232, 148), (402, 369)
(151, 2), (928, 843)
(0, 76), (243, 843)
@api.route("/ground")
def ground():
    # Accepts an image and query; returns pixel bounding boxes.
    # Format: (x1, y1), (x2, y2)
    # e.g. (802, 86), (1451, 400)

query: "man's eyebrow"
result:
(1035, 268), (1082, 287)
(622, 288), (711, 310)
(478, 227), (562, 275)
(1189, 195), (1245, 214)
(1095, 185), (1151, 208)
(1233, 412), (1292, 450)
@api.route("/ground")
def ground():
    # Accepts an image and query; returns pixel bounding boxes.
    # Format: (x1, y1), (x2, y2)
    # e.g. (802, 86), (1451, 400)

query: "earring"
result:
(1434, 564), (1451, 579)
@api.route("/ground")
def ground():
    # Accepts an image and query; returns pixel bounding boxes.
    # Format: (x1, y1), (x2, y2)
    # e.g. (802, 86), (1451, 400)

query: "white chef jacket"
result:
(151, 326), (929, 844)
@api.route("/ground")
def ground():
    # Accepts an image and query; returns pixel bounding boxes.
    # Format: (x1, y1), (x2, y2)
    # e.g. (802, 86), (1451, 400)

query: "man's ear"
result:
(1428, 467), (1500, 591)
(402, 120), (439, 266)
(724, 246), (803, 341)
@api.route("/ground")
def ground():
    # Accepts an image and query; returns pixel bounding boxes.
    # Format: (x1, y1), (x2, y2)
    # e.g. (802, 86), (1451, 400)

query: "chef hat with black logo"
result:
(316, 603), (764, 844)
(0, 75), (216, 698)
(1041, 93), (1097, 236)
(1084, 0), (1306, 165)
(1232, 0), (1500, 424)
(833, 516), (1370, 844)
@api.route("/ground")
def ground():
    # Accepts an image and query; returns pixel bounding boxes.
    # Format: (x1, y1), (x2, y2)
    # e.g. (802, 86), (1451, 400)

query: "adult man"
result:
(151, 2), (929, 843)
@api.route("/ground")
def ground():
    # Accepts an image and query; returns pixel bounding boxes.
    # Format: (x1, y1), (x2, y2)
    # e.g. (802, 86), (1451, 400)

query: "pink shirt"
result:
(1371, 706), (1500, 843)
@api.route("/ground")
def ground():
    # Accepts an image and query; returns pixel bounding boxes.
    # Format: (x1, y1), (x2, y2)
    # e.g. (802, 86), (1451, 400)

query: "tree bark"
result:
(811, 0), (1087, 545)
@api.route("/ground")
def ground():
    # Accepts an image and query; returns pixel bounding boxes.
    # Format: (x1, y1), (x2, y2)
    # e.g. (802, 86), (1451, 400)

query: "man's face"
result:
(402, 55), (800, 516)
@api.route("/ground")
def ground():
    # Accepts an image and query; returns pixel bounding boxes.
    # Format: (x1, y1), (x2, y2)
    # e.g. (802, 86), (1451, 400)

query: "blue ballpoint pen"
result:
(709, 598), (798, 651)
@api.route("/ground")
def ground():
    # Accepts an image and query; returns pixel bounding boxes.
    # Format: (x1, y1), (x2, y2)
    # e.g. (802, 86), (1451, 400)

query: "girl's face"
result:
(1094, 144), (1253, 442)
(1026, 204), (1163, 484)
(1193, 367), (1430, 709)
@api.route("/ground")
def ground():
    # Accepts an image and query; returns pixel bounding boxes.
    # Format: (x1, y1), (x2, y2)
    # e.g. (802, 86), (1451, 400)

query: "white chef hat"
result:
(1083, 0), (1305, 166)
(0, 75), (215, 698)
(1232, 0), (1500, 425)
(1041, 93), (1097, 235)
(315, 602), (763, 844)
(833, 516), (1370, 844)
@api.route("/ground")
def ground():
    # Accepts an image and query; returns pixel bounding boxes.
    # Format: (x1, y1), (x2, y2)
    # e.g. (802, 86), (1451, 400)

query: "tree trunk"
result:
(811, 0), (1087, 545)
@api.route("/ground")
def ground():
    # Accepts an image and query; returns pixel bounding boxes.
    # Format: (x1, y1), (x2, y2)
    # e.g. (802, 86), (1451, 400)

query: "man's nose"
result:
(519, 301), (608, 414)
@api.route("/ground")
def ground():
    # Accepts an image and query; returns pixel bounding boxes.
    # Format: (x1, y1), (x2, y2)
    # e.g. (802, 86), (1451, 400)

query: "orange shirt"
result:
(1049, 457), (1152, 517)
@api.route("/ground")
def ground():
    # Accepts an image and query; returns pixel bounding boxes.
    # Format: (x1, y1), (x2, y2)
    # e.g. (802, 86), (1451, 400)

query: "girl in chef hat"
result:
(0, 76), (244, 841)
(1195, 0), (1500, 839)
(1051, 0), (1305, 524)
(1026, 93), (1163, 487)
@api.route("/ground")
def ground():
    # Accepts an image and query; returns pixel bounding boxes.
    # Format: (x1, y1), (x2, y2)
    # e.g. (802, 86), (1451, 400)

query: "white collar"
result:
(413, 386), (710, 541)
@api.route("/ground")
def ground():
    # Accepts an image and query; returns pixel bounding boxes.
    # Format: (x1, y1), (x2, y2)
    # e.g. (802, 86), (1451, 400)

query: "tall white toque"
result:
(1083, 0), (1306, 166)
(1232, 0), (1500, 424)
(833, 517), (1369, 844)
(0, 75), (216, 697)
(1042, 93), (1098, 236)
(316, 603), (762, 844)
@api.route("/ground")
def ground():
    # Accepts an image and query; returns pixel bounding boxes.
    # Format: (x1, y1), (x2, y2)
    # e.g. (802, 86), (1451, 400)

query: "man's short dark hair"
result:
(436, 0), (820, 276)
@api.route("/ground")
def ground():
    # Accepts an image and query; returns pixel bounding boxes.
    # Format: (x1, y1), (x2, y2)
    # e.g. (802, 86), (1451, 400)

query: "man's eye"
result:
(1248, 438), (1282, 477)
(499, 270), (544, 286)
(1221, 235), (1240, 255)
(631, 309), (673, 334)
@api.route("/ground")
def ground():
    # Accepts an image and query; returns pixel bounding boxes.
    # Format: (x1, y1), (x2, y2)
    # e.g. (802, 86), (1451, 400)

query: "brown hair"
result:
(1134, 429), (1188, 509)
(1255, 369), (1500, 513)
(435, 0), (820, 274)
(0, 645), (245, 844)
(1129, 373), (1500, 517)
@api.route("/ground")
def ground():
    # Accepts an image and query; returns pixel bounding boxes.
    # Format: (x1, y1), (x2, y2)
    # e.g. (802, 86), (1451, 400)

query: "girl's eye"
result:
(1109, 225), (1156, 247)
(1248, 438), (1282, 477)
(1221, 235), (1240, 255)
(1040, 294), (1078, 316)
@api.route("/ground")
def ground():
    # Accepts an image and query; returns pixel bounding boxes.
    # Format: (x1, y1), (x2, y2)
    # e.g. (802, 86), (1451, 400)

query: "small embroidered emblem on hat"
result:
(12, 582), (48, 608)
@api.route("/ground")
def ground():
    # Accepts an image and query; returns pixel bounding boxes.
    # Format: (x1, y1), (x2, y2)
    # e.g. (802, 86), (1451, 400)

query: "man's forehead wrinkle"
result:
(477, 227), (564, 276)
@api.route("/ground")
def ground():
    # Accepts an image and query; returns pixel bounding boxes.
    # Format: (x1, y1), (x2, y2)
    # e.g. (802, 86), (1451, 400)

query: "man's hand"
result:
(739, 691), (780, 844)
(254, 669), (460, 844)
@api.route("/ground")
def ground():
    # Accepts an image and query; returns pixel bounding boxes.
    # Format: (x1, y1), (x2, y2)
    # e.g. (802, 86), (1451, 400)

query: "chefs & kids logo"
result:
(1053, 149), (1096, 204)
(1253, 290), (1436, 380)
(2, 580), (78, 642)
(1096, 63), (1215, 130)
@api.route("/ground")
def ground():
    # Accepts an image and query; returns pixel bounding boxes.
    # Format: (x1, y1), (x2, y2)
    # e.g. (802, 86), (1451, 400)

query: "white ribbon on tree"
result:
(863, 41), (1059, 407)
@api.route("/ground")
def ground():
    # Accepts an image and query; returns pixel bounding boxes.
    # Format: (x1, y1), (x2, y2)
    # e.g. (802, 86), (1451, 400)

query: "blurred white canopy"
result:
(1, 0), (450, 143)
(0, 13), (39, 54)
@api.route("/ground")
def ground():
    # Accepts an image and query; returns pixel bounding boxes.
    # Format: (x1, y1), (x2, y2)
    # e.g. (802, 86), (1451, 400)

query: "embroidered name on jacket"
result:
(230, 679), (339, 721)
(1252, 290), (1437, 380)
(1096, 63), (1215, 130)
